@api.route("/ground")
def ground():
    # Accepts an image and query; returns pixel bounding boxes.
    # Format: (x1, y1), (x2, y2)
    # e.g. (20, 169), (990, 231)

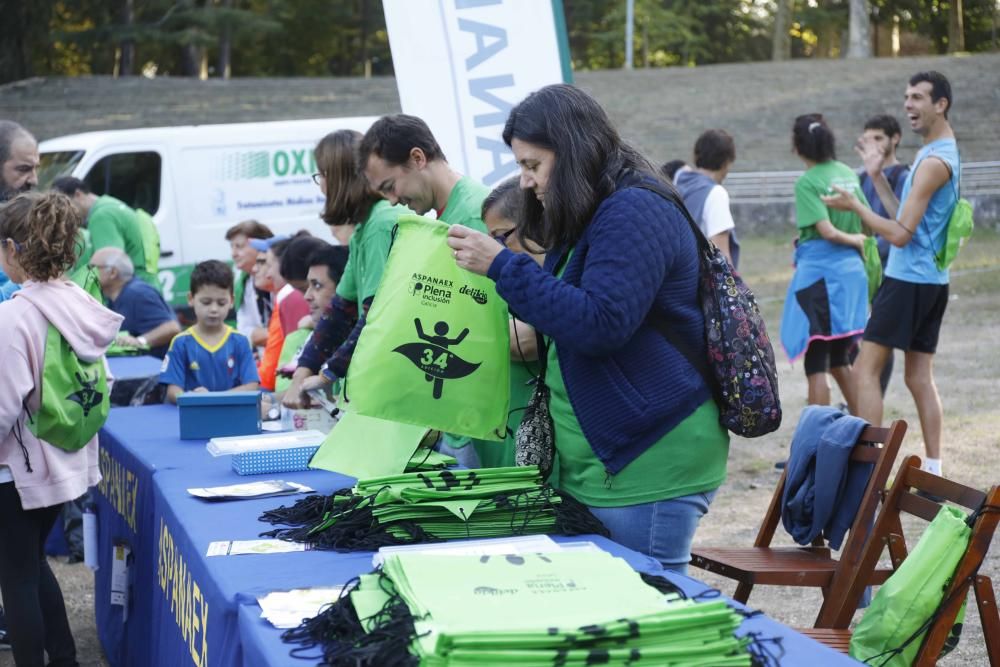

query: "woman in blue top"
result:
(447, 84), (729, 573)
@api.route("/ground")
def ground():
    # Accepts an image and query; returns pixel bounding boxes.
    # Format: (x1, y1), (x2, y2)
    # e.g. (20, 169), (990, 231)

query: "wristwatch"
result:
(136, 336), (149, 347)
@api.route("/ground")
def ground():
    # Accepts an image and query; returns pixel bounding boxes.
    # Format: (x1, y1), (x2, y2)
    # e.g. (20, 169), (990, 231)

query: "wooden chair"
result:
(690, 419), (907, 625)
(799, 455), (1000, 666)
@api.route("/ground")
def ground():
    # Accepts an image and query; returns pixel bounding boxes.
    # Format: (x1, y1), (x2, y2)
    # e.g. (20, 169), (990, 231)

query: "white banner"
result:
(383, 0), (570, 187)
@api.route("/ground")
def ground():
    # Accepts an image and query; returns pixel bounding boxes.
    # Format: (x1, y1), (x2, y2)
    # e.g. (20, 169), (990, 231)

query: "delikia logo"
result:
(459, 284), (488, 305)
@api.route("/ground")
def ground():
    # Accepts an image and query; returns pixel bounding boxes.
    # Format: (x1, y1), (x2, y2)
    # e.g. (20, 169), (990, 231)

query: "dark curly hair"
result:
(0, 191), (81, 281)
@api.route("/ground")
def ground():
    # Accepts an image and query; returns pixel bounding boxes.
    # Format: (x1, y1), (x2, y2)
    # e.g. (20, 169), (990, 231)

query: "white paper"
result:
(257, 586), (350, 629)
(206, 430), (327, 457)
(206, 539), (308, 557)
(372, 535), (561, 567)
(187, 480), (313, 500)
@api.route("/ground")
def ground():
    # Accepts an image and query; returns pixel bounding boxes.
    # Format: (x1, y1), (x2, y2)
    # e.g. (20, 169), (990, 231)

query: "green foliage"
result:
(2, 0), (996, 83)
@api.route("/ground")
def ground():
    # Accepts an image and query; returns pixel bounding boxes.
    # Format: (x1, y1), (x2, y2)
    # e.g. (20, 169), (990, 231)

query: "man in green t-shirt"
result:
(359, 114), (489, 232)
(358, 114), (490, 461)
(52, 177), (158, 290)
(289, 116), (491, 412)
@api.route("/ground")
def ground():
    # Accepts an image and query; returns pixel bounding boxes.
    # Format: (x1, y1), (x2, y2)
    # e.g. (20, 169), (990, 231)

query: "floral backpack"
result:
(637, 182), (782, 438)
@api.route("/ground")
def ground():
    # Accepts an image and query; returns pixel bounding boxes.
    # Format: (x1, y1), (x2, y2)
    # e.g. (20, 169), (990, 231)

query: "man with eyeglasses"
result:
(90, 247), (180, 358)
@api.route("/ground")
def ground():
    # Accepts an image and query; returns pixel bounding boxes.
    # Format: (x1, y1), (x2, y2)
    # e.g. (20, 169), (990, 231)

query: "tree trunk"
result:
(120, 0), (136, 76)
(772, 0), (793, 61)
(847, 0), (871, 57)
(948, 0), (966, 52)
(218, 0), (232, 79)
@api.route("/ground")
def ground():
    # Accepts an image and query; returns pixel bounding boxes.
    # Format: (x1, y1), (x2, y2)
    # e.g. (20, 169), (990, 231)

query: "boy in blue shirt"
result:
(160, 260), (259, 403)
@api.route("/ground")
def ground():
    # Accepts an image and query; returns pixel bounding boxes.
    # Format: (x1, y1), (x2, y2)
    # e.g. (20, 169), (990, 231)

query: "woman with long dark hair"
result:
(447, 84), (729, 573)
(780, 114), (870, 411)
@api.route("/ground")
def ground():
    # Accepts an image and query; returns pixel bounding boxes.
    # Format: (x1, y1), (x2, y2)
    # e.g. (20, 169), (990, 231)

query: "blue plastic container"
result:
(177, 391), (261, 440)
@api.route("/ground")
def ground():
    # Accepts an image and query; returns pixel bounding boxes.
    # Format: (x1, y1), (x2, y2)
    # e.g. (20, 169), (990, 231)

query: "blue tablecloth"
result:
(108, 355), (164, 406)
(94, 404), (861, 667)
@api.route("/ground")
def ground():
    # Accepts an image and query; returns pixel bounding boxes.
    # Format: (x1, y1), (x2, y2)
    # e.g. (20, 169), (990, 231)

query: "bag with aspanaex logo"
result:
(346, 214), (510, 441)
(25, 323), (110, 452)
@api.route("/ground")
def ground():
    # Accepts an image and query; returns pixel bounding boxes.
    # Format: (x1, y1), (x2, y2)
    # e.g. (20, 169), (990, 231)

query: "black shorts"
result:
(863, 277), (949, 353)
(803, 337), (854, 375)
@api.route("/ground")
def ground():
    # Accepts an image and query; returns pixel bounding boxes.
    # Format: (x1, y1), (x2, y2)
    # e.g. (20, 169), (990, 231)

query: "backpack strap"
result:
(631, 180), (717, 391)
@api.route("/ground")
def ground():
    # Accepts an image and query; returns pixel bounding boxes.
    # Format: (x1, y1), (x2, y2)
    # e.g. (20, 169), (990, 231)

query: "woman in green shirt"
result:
(283, 130), (406, 407)
(780, 114), (870, 412)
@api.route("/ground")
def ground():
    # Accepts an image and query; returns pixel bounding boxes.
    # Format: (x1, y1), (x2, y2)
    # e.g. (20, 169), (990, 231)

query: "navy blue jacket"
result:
(781, 406), (871, 549)
(487, 174), (711, 474)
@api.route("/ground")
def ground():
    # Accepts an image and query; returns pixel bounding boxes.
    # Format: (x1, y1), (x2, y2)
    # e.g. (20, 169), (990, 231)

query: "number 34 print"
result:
(394, 318), (482, 399)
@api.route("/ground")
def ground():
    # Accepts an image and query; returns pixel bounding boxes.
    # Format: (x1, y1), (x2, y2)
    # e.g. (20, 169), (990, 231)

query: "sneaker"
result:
(0, 627), (10, 650)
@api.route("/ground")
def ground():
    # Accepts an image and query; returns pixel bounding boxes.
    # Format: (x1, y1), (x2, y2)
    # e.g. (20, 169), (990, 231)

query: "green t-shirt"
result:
(438, 176), (489, 232)
(88, 195), (157, 289)
(546, 249), (729, 507)
(70, 228), (93, 276)
(795, 161), (869, 243)
(438, 176), (490, 450)
(275, 327), (313, 394)
(336, 200), (404, 304)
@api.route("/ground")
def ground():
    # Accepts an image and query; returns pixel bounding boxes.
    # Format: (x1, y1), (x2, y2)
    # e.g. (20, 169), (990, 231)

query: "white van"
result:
(38, 117), (377, 306)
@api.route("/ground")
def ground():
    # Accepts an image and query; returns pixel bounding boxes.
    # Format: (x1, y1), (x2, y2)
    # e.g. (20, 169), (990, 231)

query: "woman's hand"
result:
(821, 185), (860, 213)
(446, 225), (503, 276)
(851, 233), (867, 255)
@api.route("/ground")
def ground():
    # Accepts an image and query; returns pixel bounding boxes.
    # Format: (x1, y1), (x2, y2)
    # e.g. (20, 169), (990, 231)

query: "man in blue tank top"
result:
(823, 71), (960, 479)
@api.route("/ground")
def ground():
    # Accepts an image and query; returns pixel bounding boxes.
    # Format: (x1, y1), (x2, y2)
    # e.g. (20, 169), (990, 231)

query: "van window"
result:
(84, 151), (162, 214)
(38, 150), (84, 189)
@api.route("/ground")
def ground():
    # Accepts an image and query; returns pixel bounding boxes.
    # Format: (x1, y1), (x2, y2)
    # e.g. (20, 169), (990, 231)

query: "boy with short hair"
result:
(160, 260), (260, 403)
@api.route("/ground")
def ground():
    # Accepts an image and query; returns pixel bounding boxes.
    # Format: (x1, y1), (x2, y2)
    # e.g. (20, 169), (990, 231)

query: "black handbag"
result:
(513, 325), (555, 479)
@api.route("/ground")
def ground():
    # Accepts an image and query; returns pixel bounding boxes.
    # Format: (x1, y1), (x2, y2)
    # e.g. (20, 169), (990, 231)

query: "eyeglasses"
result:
(311, 172), (324, 185)
(490, 228), (516, 246)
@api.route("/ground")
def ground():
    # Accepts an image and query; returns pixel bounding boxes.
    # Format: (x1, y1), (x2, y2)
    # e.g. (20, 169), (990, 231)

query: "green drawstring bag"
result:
(345, 214), (509, 441)
(849, 505), (971, 666)
(862, 236), (883, 303)
(27, 324), (110, 452)
(935, 196), (973, 271)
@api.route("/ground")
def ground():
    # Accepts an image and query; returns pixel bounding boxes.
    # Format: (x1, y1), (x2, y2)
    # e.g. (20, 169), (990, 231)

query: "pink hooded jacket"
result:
(0, 280), (123, 510)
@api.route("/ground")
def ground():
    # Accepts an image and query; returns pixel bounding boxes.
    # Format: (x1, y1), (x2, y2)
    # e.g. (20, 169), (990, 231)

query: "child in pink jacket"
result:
(0, 192), (122, 667)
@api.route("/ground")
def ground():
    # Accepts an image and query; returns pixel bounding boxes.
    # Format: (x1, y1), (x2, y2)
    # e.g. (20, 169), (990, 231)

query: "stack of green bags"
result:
(404, 446), (456, 472)
(259, 466), (606, 552)
(283, 549), (754, 666)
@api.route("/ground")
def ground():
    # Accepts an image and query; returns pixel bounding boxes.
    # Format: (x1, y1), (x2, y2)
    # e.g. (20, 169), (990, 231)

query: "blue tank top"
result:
(885, 139), (960, 285)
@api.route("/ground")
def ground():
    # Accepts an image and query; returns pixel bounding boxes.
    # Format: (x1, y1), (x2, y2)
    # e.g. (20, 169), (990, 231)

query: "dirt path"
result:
(3, 230), (998, 667)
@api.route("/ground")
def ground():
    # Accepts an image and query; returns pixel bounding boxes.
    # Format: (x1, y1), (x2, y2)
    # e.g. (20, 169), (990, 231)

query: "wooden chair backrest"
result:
(825, 454), (1000, 666)
(751, 420), (907, 563)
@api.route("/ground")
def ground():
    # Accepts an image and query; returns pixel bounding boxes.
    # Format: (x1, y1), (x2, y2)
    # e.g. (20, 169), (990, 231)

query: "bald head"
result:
(0, 121), (39, 202)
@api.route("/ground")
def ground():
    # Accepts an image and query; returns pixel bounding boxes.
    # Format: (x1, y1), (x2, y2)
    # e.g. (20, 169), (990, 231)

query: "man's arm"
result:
(139, 320), (181, 348)
(823, 157), (950, 248)
(709, 231), (734, 266)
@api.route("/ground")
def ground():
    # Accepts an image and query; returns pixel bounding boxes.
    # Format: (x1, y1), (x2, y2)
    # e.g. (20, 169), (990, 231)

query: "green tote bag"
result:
(345, 215), (510, 440)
